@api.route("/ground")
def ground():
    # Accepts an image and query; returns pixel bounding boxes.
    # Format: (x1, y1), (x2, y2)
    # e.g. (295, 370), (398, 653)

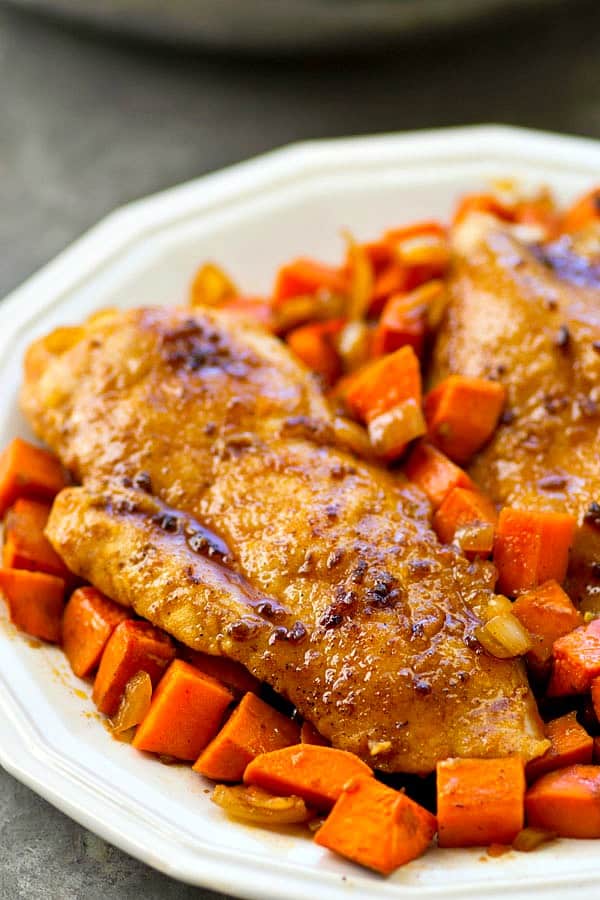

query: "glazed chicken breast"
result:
(22, 305), (547, 772)
(432, 215), (600, 605)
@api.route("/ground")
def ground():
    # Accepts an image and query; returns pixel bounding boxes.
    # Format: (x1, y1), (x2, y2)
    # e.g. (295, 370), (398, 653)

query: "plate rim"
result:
(2, 124), (600, 899)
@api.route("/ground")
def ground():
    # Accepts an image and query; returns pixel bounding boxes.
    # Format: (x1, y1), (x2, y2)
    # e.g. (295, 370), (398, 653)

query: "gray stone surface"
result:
(1, 2), (600, 897)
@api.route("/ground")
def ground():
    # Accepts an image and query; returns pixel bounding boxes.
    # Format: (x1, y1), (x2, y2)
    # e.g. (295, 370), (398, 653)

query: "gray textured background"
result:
(1, 2), (600, 897)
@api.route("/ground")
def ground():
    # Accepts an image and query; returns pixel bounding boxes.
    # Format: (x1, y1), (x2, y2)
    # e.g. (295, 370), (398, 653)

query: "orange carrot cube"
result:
(493, 508), (576, 596)
(525, 765), (600, 838)
(346, 345), (421, 424)
(404, 442), (475, 509)
(0, 438), (66, 517)
(436, 757), (525, 847)
(562, 187), (600, 233)
(62, 587), (129, 678)
(433, 486), (498, 547)
(315, 775), (436, 875)
(512, 580), (582, 669)
(93, 619), (175, 716)
(424, 375), (506, 464)
(286, 319), (344, 386)
(194, 691), (299, 781)
(0, 567), (64, 642)
(273, 259), (348, 304)
(3, 498), (70, 579)
(372, 281), (442, 358)
(526, 712), (593, 783)
(547, 618), (600, 697)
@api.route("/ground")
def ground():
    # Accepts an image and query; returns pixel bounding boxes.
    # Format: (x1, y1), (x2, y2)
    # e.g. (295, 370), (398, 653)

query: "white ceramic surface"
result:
(1, 126), (600, 899)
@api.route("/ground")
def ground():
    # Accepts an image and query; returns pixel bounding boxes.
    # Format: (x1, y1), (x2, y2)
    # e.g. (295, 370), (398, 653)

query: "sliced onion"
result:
(394, 233), (450, 270)
(484, 594), (513, 620)
(476, 613), (532, 658)
(336, 321), (371, 373)
(367, 399), (426, 461)
(190, 263), (237, 307)
(332, 417), (374, 460)
(455, 522), (495, 556)
(109, 670), (152, 734)
(212, 784), (312, 825)
(274, 292), (345, 334)
(344, 232), (374, 320)
(512, 827), (557, 852)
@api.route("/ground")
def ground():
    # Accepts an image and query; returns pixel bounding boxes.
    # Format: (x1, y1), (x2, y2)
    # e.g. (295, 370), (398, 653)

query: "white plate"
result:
(1, 126), (600, 900)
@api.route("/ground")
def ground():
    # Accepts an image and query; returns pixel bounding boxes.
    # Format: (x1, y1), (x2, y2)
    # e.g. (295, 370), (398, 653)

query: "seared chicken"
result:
(23, 306), (547, 772)
(432, 216), (600, 605)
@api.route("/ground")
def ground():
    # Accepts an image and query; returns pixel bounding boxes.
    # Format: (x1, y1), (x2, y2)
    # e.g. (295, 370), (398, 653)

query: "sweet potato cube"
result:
(493, 508), (576, 596)
(133, 660), (233, 760)
(244, 744), (372, 810)
(62, 587), (130, 678)
(93, 619), (175, 716)
(526, 712), (593, 782)
(0, 438), (67, 516)
(0, 567), (65, 642)
(525, 765), (600, 838)
(3, 498), (70, 579)
(405, 442), (475, 509)
(194, 691), (299, 781)
(424, 375), (506, 464)
(547, 618), (600, 697)
(436, 757), (525, 847)
(273, 259), (348, 304)
(512, 580), (582, 669)
(315, 775), (436, 875)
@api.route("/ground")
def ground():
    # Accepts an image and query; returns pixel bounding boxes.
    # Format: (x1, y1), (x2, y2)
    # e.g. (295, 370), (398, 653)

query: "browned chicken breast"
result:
(432, 215), (600, 605)
(23, 306), (547, 772)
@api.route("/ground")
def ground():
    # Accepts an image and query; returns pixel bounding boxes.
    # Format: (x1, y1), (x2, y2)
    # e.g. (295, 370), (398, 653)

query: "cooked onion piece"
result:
(476, 613), (532, 659)
(212, 784), (312, 825)
(109, 670), (152, 734)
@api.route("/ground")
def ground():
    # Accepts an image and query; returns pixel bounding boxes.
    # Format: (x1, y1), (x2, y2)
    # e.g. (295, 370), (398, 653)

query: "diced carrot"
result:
(493, 508), (577, 596)
(93, 619), (175, 716)
(219, 296), (275, 331)
(286, 319), (344, 386)
(436, 757), (525, 847)
(133, 660), (233, 761)
(194, 691), (300, 781)
(300, 721), (330, 746)
(0, 438), (66, 517)
(433, 486), (498, 547)
(243, 744), (373, 810)
(189, 262), (237, 307)
(3, 498), (70, 580)
(453, 193), (515, 227)
(562, 187), (600, 234)
(0, 568), (64, 643)
(372, 281), (444, 359)
(547, 618), (600, 697)
(362, 240), (393, 273)
(370, 263), (409, 311)
(594, 737), (600, 764)
(525, 765), (600, 838)
(526, 712), (593, 783)
(345, 345), (421, 424)
(384, 220), (447, 246)
(424, 375), (506, 464)
(315, 775), (436, 875)
(367, 399), (426, 461)
(273, 259), (348, 304)
(186, 650), (260, 695)
(514, 192), (561, 237)
(512, 580), (582, 670)
(62, 587), (129, 678)
(404, 441), (475, 509)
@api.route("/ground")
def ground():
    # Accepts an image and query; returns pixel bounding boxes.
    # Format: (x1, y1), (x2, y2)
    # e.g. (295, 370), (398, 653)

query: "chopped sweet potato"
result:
(0, 567), (64, 642)
(512, 580), (582, 670)
(0, 438), (67, 517)
(300, 721), (330, 746)
(525, 765), (600, 838)
(315, 775), (436, 875)
(433, 486), (498, 548)
(93, 619), (175, 716)
(3, 498), (70, 579)
(526, 712), (593, 783)
(273, 259), (348, 304)
(547, 618), (600, 697)
(404, 441), (475, 509)
(424, 375), (506, 464)
(133, 659), (233, 761)
(436, 757), (525, 847)
(194, 691), (300, 781)
(186, 650), (260, 695)
(345, 345), (421, 424)
(493, 508), (576, 596)
(244, 744), (372, 810)
(62, 586), (130, 678)
(286, 319), (344, 386)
